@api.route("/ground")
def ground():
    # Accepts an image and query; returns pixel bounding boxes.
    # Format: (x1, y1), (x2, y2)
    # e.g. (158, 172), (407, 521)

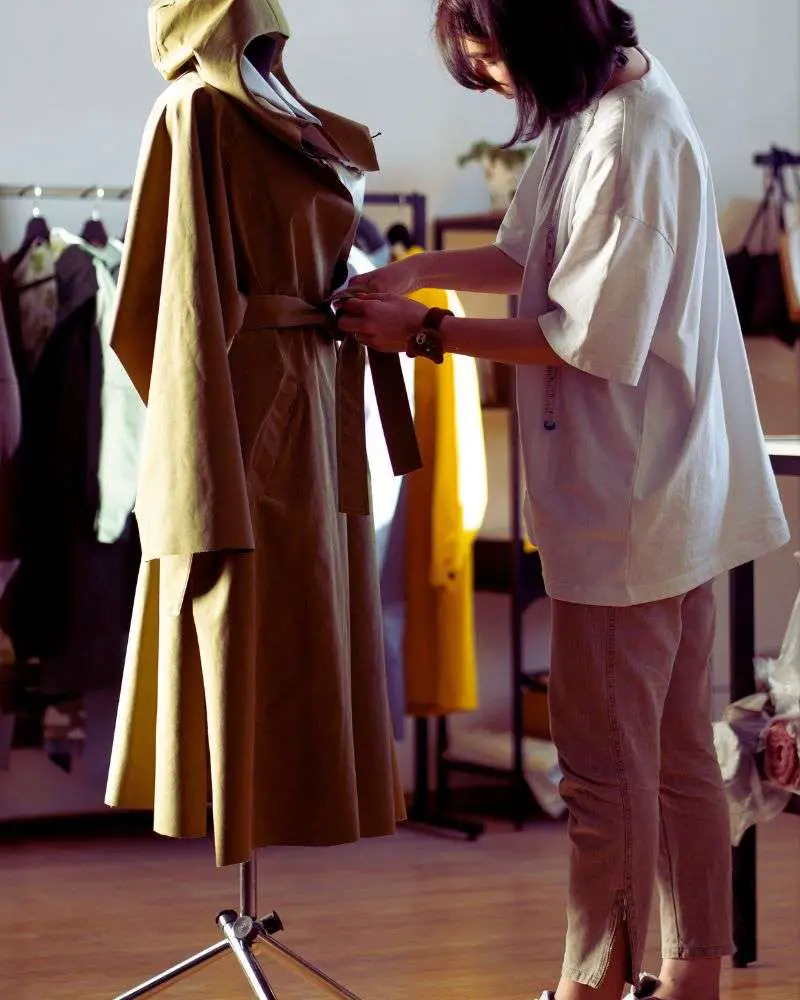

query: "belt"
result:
(243, 294), (421, 516)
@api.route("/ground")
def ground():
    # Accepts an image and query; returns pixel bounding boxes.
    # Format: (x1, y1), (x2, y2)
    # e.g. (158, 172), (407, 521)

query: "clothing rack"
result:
(0, 185), (426, 830)
(429, 367), (546, 835)
(363, 194), (508, 840)
(0, 184), (133, 203)
(2, 187), (427, 212)
(436, 372), (547, 829)
(402, 213), (550, 840)
(361, 190), (471, 836)
(0, 185), (140, 824)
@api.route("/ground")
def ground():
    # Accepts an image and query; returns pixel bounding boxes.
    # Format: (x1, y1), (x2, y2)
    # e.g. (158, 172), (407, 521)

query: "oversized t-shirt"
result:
(496, 51), (788, 606)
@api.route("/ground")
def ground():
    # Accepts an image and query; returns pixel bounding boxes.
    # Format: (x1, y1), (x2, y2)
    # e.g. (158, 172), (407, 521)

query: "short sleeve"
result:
(540, 209), (675, 386)
(494, 141), (547, 266)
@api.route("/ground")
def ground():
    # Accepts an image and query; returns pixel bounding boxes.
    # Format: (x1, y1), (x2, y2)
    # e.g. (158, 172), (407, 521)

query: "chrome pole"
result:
(113, 939), (230, 999)
(240, 855), (257, 916)
(256, 931), (365, 1000)
(219, 911), (279, 1000)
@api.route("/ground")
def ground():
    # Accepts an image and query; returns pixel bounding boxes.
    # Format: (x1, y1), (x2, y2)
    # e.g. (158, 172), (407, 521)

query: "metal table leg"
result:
(729, 560), (757, 967)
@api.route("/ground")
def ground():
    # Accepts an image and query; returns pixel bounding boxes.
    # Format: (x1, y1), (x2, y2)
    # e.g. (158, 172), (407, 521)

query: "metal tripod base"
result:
(113, 857), (365, 1000)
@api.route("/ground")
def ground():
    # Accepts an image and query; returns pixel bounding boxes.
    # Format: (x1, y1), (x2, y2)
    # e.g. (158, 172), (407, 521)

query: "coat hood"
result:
(148, 0), (378, 171)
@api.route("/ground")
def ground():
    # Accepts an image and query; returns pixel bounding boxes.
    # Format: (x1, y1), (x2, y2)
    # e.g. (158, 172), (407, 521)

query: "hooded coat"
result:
(105, 0), (415, 866)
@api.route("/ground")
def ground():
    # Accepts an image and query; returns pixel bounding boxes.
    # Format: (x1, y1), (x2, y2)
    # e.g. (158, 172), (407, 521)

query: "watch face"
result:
(407, 325), (443, 363)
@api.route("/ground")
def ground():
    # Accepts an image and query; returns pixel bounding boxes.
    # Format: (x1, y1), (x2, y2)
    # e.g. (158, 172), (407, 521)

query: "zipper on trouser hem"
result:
(543, 365), (558, 430)
(596, 890), (636, 990)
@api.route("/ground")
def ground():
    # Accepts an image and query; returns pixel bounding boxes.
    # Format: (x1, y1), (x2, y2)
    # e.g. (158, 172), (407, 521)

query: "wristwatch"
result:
(406, 306), (453, 364)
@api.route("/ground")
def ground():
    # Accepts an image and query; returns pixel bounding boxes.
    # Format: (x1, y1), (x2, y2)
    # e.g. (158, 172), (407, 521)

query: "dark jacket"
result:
(14, 245), (139, 693)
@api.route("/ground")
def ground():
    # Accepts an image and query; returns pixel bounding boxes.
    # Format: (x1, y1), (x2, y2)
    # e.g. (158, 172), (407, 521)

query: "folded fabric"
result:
(764, 718), (800, 790)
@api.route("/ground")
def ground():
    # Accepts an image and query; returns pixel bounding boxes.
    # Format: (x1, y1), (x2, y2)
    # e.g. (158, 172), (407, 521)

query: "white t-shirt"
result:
(496, 52), (789, 606)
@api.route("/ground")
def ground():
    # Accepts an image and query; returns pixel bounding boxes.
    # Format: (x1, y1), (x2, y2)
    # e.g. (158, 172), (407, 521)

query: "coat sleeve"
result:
(111, 81), (252, 561)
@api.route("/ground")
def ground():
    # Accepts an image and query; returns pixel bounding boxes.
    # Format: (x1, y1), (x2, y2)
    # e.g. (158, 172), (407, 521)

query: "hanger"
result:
(118, 187), (132, 243)
(80, 187), (109, 248)
(15, 186), (50, 258)
(386, 223), (413, 255)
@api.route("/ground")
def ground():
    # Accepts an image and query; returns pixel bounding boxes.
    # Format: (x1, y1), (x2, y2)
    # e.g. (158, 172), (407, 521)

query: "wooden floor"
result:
(0, 813), (798, 1000)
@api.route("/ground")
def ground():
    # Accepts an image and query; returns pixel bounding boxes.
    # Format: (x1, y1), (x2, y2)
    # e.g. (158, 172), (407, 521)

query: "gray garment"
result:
(0, 276), (23, 774)
(375, 484), (408, 741)
(549, 581), (733, 988)
(357, 250), (414, 742)
(0, 293), (21, 569)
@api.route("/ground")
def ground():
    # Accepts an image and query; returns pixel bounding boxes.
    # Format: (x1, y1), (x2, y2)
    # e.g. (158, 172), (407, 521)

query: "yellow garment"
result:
(403, 250), (488, 716)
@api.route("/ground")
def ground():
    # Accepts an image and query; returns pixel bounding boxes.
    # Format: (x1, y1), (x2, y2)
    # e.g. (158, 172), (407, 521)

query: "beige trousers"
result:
(549, 581), (733, 988)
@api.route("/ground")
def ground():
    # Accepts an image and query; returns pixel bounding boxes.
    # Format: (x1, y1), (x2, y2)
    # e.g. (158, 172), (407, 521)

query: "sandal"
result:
(629, 974), (663, 998)
(537, 973), (662, 1000)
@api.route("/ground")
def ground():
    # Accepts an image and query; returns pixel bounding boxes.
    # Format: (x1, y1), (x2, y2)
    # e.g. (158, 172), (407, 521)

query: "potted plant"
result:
(458, 140), (534, 211)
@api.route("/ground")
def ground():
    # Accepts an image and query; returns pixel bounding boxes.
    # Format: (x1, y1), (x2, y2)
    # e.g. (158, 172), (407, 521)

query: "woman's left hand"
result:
(335, 292), (429, 353)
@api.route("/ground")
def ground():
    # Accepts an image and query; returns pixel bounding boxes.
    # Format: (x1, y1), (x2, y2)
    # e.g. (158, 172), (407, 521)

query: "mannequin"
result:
(105, 0), (418, 866)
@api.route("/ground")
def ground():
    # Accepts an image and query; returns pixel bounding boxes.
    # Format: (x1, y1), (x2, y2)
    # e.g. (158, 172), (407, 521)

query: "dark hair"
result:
(435, 0), (638, 143)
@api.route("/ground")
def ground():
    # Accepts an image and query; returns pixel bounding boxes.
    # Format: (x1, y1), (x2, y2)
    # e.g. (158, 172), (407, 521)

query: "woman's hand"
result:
(345, 256), (421, 296)
(335, 292), (429, 353)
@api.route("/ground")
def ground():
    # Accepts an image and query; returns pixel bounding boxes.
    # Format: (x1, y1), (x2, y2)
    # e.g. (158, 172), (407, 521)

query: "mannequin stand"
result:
(113, 854), (365, 1000)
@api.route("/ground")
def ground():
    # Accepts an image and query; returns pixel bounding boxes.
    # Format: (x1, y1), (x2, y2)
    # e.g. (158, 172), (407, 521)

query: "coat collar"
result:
(149, 0), (378, 172)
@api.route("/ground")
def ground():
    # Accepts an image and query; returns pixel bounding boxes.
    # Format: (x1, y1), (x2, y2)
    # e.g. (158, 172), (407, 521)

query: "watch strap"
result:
(406, 306), (452, 364)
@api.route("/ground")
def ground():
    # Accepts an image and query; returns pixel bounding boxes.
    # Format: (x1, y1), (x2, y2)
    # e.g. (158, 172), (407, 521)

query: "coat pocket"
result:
(248, 373), (300, 498)
(159, 554), (194, 618)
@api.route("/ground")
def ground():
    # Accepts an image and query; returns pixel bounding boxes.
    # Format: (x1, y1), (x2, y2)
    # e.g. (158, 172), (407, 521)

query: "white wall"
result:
(2, 0), (798, 251)
(0, 0), (512, 250)
(631, 0), (800, 207)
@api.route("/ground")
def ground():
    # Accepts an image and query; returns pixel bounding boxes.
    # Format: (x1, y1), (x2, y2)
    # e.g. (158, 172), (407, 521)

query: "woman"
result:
(337, 2), (789, 999)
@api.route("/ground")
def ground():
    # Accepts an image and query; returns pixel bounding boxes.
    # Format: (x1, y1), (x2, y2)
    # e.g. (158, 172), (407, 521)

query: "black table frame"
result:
(728, 445), (800, 966)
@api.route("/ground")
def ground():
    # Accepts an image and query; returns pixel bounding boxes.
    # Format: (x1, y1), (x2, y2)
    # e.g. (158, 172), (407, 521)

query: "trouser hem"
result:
(560, 964), (606, 989)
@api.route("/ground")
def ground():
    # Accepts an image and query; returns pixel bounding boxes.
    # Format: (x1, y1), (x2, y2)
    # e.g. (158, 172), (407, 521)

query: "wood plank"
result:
(0, 814), (797, 998)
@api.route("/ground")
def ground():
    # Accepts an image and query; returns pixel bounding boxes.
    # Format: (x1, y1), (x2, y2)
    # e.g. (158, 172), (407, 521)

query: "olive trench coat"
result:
(105, 0), (414, 866)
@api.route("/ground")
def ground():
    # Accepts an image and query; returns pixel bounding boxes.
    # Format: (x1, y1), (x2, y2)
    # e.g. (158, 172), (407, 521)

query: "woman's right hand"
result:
(346, 256), (421, 297)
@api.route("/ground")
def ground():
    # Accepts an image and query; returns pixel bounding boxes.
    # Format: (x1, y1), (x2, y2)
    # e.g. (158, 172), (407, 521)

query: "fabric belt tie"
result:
(242, 294), (421, 516)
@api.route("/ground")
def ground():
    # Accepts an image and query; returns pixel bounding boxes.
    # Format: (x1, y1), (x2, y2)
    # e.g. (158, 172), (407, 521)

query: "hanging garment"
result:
(0, 289), (22, 687)
(105, 0), (418, 866)
(11, 239), (58, 375)
(0, 291), (22, 575)
(402, 249), (489, 716)
(352, 246), (415, 740)
(0, 260), (25, 642)
(0, 257), (24, 380)
(50, 230), (145, 544)
(13, 242), (140, 697)
(0, 265), (24, 768)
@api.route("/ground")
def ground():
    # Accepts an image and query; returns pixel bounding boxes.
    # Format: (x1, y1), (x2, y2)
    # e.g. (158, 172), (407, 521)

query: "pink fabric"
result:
(764, 719), (800, 790)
